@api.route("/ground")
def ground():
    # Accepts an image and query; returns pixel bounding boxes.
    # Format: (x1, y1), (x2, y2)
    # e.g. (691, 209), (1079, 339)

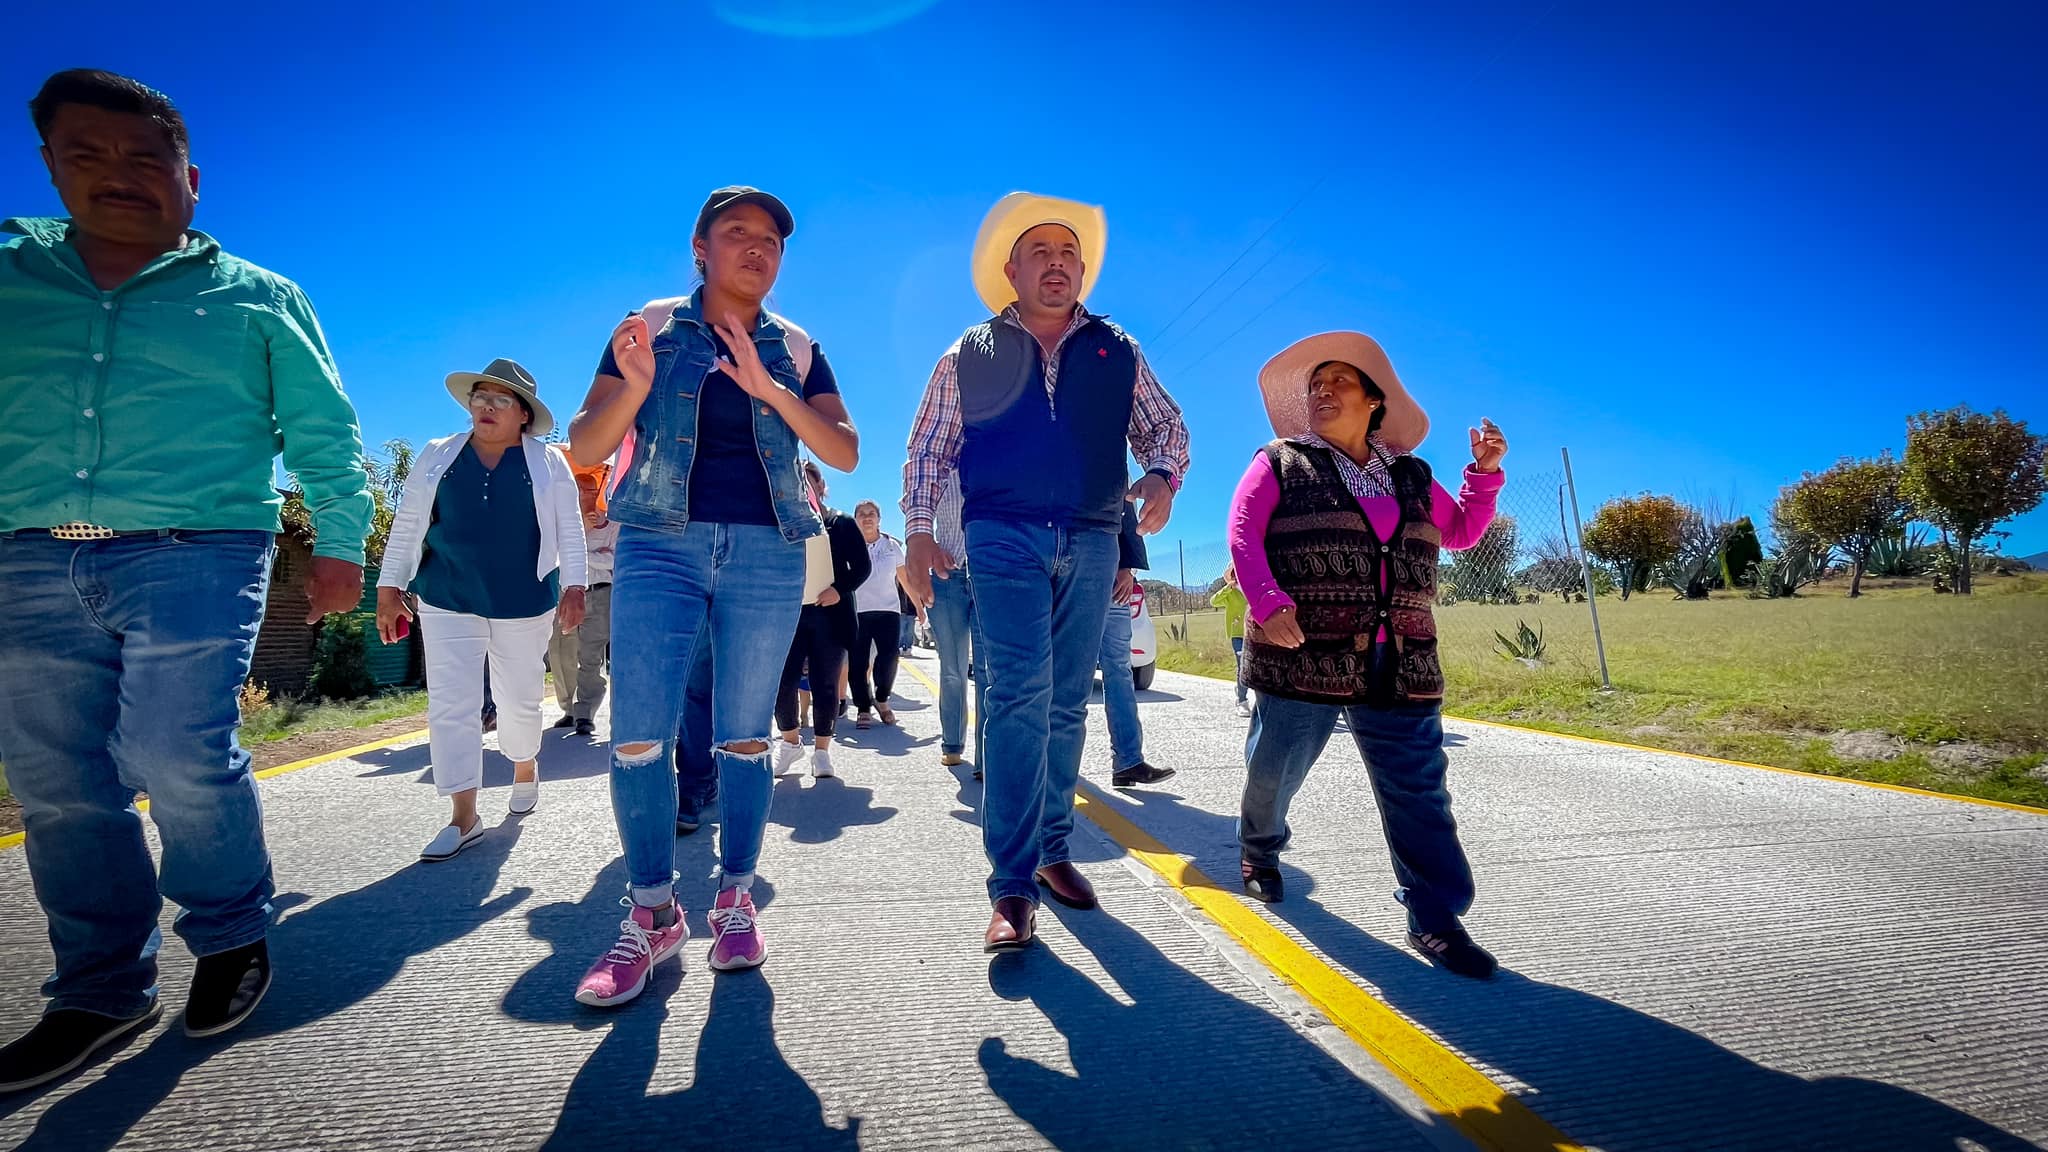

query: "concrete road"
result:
(1, 655), (2042, 1151)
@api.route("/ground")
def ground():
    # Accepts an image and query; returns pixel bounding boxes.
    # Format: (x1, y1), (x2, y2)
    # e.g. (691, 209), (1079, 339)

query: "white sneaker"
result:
(809, 748), (836, 779)
(1236, 700), (1253, 718)
(774, 741), (805, 777)
(509, 772), (539, 816)
(421, 818), (485, 862)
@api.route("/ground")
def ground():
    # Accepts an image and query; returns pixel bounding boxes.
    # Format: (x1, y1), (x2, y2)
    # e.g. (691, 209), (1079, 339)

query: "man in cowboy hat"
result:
(0, 69), (373, 1090)
(901, 192), (1190, 951)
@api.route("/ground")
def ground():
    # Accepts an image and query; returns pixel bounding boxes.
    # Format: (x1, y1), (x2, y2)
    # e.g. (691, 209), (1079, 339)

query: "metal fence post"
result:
(1178, 540), (1190, 636)
(1562, 447), (1614, 691)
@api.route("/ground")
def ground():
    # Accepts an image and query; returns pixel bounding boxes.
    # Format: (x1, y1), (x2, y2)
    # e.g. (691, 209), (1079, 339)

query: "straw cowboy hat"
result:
(445, 358), (554, 438)
(1257, 332), (1430, 454)
(970, 192), (1108, 315)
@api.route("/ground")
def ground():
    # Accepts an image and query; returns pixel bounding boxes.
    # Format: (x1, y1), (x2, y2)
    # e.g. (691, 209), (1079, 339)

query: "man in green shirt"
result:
(0, 69), (372, 1094)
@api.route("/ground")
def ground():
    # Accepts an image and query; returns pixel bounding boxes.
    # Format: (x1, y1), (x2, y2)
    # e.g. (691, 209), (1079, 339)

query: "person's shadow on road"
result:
(768, 775), (899, 845)
(1076, 787), (2044, 1151)
(979, 905), (1439, 1151)
(6, 819), (533, 1151)
(500, 857), (852, 1149)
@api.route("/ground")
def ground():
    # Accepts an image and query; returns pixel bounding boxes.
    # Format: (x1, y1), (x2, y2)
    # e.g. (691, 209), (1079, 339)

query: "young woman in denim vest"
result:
(1228, 332), (1508, 980)
(566, 187), (858, 1006)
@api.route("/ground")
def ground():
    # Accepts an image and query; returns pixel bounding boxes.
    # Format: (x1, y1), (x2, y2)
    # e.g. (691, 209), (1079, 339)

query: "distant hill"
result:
(2022, 551), (2048, 571)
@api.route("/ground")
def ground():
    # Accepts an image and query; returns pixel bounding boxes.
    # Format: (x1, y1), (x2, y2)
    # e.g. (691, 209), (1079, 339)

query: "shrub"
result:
(309, 614), (377, 701)
(1583, 495), (1685, 600)
(238, 680), (274, 720)
(1721, 518), (1764, 588)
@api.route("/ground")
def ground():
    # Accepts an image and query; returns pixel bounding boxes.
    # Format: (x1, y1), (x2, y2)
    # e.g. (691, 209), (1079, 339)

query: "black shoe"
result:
(575, 719), (595, 736)
(1407, 929), (1499, 980)
(676, 793), (709, 836)
(0, 1004), (162, 1094)
(1241, 858), (1284, 903)
(1111, 761), (1177, 788)
(551, 714), (576, 729)
(184, 940), (273, 1038)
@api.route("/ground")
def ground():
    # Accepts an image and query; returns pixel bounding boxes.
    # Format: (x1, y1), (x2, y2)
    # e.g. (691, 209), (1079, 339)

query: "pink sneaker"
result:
(575, 898), (689, 1007)
(707, 885), (765, 971)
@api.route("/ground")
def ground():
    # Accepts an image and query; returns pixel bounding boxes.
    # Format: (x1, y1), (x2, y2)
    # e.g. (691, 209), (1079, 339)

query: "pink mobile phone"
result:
(395, 616), (411, 640)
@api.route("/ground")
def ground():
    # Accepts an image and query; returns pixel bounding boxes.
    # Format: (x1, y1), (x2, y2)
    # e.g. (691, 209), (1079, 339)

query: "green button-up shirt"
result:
(0, 217), (372, 563)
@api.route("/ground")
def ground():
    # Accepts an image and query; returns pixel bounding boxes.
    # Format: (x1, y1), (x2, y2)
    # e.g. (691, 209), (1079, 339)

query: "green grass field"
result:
(1157, 573), (2048, 809)
(237, 689), (430, 745)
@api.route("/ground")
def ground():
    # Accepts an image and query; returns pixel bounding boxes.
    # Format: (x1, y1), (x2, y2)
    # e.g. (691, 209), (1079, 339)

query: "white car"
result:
(1127, 582), (1158, 691)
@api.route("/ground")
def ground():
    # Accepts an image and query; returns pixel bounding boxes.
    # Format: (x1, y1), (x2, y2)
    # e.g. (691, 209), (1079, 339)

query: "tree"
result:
(1778, 454), (1909, 598)
(283, 438), (414, 570)
(1720, 517), (1764, 589)
(1444, 515), (1519, 604)
(1581, 495), (1685, 600)
(1902, 407), (2047, 594)
(1519, 534), (1585, 602)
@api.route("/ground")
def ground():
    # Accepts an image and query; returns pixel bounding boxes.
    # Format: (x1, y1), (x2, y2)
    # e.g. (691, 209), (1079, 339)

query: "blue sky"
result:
(6, 0), (2044, 574)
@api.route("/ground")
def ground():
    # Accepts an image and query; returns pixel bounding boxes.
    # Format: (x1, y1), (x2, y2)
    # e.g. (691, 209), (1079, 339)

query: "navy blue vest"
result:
(955, 314), (1136, 532)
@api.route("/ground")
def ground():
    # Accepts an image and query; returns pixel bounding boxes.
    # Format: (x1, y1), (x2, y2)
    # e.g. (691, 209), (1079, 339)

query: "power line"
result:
(1166, 261), (1329, 380)
(1144, 177), (1327, 348)
(1146, 241), (1291, 360)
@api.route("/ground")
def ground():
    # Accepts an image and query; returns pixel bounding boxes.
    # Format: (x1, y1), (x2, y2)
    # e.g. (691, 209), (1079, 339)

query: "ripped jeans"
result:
(608, 522), (805, 902)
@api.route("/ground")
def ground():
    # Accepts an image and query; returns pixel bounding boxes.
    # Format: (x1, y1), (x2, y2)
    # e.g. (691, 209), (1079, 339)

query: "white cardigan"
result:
(378, 432), (588, 595)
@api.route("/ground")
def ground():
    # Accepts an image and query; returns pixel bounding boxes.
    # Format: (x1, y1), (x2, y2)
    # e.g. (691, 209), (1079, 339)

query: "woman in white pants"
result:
(376, 359), (587, 861)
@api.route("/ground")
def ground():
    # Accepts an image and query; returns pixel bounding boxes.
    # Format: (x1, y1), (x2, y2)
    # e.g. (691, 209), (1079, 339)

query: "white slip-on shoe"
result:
(509, 772), (539, 816)
(421, 818), (485, 861)
(773, 741), (805, 778)
(810, 748), (836, 779)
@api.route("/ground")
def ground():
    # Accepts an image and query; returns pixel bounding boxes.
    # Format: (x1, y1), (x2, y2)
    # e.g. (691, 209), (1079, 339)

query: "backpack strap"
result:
(768, 311), (813, 384)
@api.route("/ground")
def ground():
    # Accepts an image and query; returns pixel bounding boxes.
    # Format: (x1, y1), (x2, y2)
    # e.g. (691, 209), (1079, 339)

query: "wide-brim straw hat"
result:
(970, 192), (1107, 315)
(445, 358), (553, 438)
(1257, 332), (1429, 454)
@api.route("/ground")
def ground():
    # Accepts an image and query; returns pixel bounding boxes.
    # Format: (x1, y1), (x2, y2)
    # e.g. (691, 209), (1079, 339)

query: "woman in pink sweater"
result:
(1228, 331), (1508, 980)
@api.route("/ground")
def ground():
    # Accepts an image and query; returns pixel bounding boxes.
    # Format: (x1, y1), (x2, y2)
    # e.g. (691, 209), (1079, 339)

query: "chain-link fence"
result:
(1149, 454), (1611, 689)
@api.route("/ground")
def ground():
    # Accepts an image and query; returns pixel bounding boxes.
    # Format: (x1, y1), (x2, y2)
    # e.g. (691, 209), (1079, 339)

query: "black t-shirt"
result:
(598, 323), (839, 527)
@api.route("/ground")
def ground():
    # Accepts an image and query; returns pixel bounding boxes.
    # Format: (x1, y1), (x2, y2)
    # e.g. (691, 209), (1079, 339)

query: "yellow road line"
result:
(899, 658), (1578, 1149)
(0, 725), (428, 853)
(1444, 714), (2048, 818)
(1073, 784), (1580, 1152)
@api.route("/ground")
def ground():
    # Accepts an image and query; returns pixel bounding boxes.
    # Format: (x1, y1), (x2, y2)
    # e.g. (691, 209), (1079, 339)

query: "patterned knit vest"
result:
(1241, 439), (1445, 706)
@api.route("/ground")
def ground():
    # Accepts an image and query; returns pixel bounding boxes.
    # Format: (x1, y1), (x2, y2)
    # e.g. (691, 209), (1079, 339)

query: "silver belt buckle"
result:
(49, 521), (118, 541)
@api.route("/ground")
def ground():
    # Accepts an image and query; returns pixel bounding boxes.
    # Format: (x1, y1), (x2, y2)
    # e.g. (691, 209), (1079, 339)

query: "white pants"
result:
(420, 603), (555, 797)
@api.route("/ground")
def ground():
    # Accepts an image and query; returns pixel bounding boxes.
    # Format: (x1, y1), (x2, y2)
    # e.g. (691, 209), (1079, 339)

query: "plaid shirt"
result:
(900, 304), (1190, 537)
(933, 469), (968, 565)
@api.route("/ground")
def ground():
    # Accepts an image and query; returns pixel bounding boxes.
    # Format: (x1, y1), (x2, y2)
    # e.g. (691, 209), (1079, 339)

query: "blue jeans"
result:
(1231, 636), (1247, 704)
(966, 521), (1119, 904)
(608, 523), (803, 899)
(927, 569), (988, 760)
(674, 628), (717, 818)
(0, 530), (276, 1018)
(1097, 597), (1145, 770)
(898, 612), (917, 652)
(1237, 692), (1476, 934)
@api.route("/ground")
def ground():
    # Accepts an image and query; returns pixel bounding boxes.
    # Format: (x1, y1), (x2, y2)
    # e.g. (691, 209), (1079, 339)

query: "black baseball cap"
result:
(694, 186), (795, 239)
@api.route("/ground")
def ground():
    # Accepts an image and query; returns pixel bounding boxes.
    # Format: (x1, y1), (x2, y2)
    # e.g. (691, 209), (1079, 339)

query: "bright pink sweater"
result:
(1227, 451), (1506, 627)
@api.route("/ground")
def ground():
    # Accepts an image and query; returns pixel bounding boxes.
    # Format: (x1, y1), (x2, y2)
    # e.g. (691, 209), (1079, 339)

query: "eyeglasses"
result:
(469, 391), (520, 411)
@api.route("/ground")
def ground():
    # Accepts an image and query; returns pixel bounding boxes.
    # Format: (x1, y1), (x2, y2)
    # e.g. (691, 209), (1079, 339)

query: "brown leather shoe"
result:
(984, 897), (1037, 953)
(1034, 862), (1098, 911)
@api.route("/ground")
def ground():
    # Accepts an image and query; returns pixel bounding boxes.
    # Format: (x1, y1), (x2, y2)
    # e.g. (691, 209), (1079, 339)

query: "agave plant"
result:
(1494, 620), (1546, 665)
(1746, 547), (1825, 599)
(1865, 528), (1929, 578)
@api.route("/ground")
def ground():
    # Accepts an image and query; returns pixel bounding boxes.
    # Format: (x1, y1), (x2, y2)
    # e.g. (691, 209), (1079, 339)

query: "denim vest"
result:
(604, 289), (823, 543)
